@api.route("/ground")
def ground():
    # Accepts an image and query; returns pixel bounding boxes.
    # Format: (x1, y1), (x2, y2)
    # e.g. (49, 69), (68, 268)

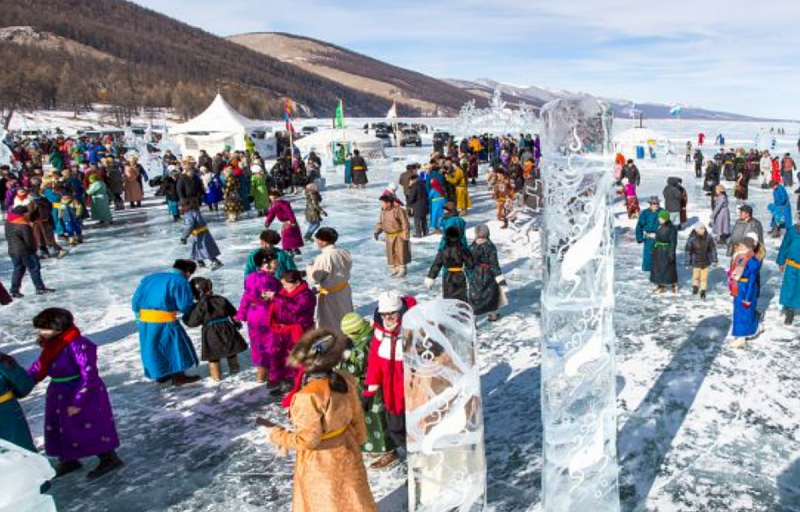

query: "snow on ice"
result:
(1, 119), (799, 512)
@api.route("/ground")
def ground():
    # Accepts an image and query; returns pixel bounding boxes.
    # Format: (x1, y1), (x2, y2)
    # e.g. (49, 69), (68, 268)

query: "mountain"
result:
(228, 32), (482, 116)
(0, 0), (417, 122)
(445, 78), (762, 121)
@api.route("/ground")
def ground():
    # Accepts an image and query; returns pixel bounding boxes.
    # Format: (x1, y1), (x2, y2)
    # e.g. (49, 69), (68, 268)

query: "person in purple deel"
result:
(28, 308), (124, 479)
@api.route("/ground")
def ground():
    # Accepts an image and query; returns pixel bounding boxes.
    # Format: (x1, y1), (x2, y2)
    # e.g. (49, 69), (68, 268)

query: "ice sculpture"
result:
(402, 300), (486, 512)
(0, 439), (57, 512)
(456, 88), (538, 138)
(539, 102), (620, 511)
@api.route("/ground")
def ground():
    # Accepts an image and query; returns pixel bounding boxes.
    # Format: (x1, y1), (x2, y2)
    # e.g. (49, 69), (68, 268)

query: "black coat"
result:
(663, 178), (682, 213)
(468, 241), (501, 315)
(428, 243), (474, 302)
(650, 223), (678, 285)
(684, 232), (717, 268)
(5, 220), (37, 256)
(177, 175), (201, 201)
(406, 180), (429, 217)
(183, 295), (248, 361)
(623, 165), (641, 187)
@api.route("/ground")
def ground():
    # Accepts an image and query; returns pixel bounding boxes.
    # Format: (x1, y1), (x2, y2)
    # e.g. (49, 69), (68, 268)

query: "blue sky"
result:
(132, 0), (800, 119)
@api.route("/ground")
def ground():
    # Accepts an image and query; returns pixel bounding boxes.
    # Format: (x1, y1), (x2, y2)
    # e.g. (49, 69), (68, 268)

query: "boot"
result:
(171, 372), (201, 386)
(86, 451), (124, 480)
(210, 259), (224, 271)
(700, 290), (707, 300)
(671, 284), (678, 294)
(785, 310), (795, 326)
(36, 288), (56, 295)
(692, 286), (699, 295)
(227, 356), (241, 375)
(69, 237), (79, 246)
(208, 361), (222, 382)
(56, 248), (69, 259)
(173, 215), (181, 222)
(255, 367), (268, 383)
(54, 459), (83, 478)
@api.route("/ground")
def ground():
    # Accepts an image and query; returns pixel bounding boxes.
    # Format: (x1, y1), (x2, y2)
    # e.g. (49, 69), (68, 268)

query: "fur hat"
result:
(189, 277), (212, 300)
(314, 227), (338, 245)
(32, 308), (74, 332)
(378, 291), (403, 313)
(288, 328), (349, 372)
(444, 225), (462, 245)
(173, 259), (198, 276)
(340, 313), (369, 337)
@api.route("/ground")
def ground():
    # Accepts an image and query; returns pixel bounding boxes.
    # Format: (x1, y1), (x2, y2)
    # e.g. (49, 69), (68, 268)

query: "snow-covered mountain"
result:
(444, 78), (766, 121)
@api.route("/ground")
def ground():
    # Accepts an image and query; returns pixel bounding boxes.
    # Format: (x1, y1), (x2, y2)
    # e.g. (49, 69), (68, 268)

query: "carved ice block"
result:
(403, 300), (486, 512)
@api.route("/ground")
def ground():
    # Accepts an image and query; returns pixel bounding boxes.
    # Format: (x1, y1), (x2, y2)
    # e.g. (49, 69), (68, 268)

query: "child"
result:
(59, 194), (84, 246)
(200, 167), (222, 213)
(265, 269), (317, 395)
(425, 226), (474, 302)
(303, 183), (326, 242)
(338, 313), (396, 468)
(238, 250), (281, 383)
(244, 230), (297, 281)
(728, 238), (762, 347)
(183, 277), (248, 381)
(265, 190), (304, 256)
(685, 224), (717, 300)
(180, 199), (223, 271)
(0, 351), (36, 452)
(27, 308), (123, 478)
(161, 167), (181, 222)
(222, 166), (243, 222)
(623, 178), (640, 219)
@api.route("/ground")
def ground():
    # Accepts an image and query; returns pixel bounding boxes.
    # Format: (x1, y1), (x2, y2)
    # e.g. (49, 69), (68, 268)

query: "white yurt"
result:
(169, 94), (276, 158)
(613, 127), (673, 161)
(293, 128), (386, 164)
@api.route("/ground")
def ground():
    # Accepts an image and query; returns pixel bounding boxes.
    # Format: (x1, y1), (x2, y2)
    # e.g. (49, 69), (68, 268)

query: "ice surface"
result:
(0, 440), (56, 512)
(0, 119), (799, 511)
(403, 299), (486, 512)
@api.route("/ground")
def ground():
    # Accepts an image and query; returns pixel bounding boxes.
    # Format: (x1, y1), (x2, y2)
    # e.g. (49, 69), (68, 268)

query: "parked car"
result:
(433, 131), (452, 151)
(400, 129), (422, 147)
(374, 127), (393, 145)
(301, 126), (318, 136)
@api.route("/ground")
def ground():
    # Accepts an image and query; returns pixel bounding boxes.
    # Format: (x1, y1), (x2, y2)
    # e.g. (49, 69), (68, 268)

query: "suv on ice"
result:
(400, 129), (422, 147)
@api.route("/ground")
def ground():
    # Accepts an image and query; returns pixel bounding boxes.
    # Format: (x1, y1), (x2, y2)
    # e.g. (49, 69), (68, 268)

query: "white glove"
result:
(424, 277), (435, 289)
(495, 275), (507, 286)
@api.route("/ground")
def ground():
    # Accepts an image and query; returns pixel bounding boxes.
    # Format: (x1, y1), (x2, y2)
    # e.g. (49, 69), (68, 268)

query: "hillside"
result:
(228, 32), (483, 116)
(445, 78), (763, 121)
(0, 0), (408, 122)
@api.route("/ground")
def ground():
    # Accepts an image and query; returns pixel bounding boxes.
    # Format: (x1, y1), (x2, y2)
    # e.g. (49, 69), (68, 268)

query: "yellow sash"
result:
(191, 226), (209, 236)
(319, 281), (349, 295)
(0, 390), (14, 404)
(787, 258), (800, 270)
(321, 426), (347, 441)
(448, 267), (464, 273)
(139, 310), (178, 323)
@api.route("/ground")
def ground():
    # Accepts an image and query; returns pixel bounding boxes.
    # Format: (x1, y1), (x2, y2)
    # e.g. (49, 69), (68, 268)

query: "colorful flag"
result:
(386, 99), (397, 119)
(334, 100), (344, 129)
(284, 99), (296, 135)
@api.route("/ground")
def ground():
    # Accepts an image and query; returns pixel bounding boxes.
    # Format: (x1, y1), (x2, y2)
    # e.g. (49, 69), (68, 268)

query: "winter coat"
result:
(305, 190), (325, 223)
(5, 217), (37, 256)
(269, 373), (378, 512)
(183, 295), (247, 361)
(244, 248), (296, 281)
(0, 356), (35, 452)
(201, 173), (223, 206)
(375, 205), (411, 267)
(251, 173), (270, 211)
(468, 240), (502, 315)
(223, 173), (243, 215)
(712, 193), (731, 236)
(650, 222), (678, 285)
(177, 174), (201, 202)
(181, 209), (221, 261)
(306, 245), (354, 333)
(266, 199), (304, 251)
(769, 185), (792, 229)
(123, 165), (144, 202)
(727, 218), (765, 257)
(406, 180), (429, 217)
(351, 155), (368, 185)
(622, 164), (641, 187)
(685, 232), (718, 268)
(731, 256), (761, 337)
(238, 271), (281, 368)
(428, 238), (474, 302)
(636, 207), (664, 271)
(87, 180), (112, 223)
(445, 166), (472, 212)
(777, 225), (800, 309)
(663, 177), (682, 213)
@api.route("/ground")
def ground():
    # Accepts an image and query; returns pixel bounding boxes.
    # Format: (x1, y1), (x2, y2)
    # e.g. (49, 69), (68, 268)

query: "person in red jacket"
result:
(363, 290), (416, 461)
(772, 157), (783, 185)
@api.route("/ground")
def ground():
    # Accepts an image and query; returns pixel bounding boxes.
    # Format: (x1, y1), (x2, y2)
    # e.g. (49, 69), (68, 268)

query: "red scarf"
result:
(281, 368), (305, 410)
(430, 178), (445, 196)
(34, 326), (81, 383)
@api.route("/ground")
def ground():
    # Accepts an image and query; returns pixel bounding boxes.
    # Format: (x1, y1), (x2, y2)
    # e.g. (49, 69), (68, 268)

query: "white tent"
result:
(613, 127), (673, 160)
(293, 128), (386, 163)
(169, 94), (276, 158)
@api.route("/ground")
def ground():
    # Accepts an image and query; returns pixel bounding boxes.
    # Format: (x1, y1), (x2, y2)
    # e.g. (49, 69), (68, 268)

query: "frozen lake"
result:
(1, 121), (800, 511)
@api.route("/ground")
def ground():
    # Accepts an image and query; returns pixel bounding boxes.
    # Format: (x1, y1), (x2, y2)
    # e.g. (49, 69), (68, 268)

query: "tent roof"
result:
(613, 127), (668, 144)
(170, 94), (264, 135)
(293, 128), (383, 151)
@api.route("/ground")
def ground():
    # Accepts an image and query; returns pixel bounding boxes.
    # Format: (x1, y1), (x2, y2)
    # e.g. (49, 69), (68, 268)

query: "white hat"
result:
(377, 291), (403, 314)
(745, 232), (759, 244)
(386, 182), (398, 192)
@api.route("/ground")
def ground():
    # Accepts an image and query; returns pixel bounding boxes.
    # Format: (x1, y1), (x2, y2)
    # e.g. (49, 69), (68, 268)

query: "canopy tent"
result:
(613, 127), (673, 161)
(169, 94), (276, 159)
(293, 128), (386, 164)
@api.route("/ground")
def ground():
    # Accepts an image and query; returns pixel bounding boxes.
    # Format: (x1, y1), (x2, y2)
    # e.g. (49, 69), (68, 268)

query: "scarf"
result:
(34, 326), (81, 383)
(728, 250), (753, 297)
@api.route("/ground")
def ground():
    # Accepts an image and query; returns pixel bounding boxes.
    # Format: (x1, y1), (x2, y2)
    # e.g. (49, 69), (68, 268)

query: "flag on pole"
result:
(386, 99), (398, 119)
(334, 100), (344, 129)
(669, 105), (683, 117)
(284, 99), (297, 135)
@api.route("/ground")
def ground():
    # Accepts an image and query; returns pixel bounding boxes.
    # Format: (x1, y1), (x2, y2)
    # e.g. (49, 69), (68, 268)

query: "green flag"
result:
(334, 100), (344, 128)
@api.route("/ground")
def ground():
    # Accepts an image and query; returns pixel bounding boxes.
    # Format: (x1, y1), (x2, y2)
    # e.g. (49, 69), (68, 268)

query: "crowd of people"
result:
(1, 126), (799, 510)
